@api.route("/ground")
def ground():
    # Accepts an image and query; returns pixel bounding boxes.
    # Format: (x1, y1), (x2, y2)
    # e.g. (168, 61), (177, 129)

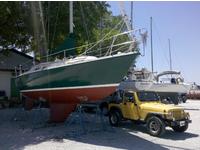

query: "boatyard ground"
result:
(0, 100), (200, 150)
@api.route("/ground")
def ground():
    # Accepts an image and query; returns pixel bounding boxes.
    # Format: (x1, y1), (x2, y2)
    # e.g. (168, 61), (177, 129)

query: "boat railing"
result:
(40, 30), (137, 62)
(14, 61), (33, 77)
(15, 30), (138, 76)
(14, 64), (31, 77)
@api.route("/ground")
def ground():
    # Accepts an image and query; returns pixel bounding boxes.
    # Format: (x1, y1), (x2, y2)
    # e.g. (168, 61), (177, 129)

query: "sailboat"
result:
(15, 2), (139, 122)
(118, 68), (154, 91)
(118, 18), (190, 104)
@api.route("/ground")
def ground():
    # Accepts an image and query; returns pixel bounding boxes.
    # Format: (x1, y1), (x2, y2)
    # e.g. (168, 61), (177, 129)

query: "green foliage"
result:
(0, 1), (133, 58)
(0, 2), (32, 51)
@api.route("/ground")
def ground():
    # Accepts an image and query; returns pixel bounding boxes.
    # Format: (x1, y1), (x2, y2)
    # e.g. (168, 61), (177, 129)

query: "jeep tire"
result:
(172, 123), (188, 132)
(147, 116), (166, 136)
(109, 110), (121, 127)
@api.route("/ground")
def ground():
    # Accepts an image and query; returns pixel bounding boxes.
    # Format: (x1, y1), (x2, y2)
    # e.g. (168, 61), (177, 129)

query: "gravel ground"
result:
(0, 100), (199, 150)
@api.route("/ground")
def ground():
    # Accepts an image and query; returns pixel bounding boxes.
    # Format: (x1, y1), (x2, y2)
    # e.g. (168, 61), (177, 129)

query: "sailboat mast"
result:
(168, 39), (172, 71)
(69, 1), (73, 33)
(131, 2), (133, 30)
(150, 17), (154, 73)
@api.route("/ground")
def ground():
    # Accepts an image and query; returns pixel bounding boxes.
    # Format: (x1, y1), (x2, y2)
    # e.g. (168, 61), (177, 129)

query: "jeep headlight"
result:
(181, 110), (184, 114)
(166, 111), (174, 120)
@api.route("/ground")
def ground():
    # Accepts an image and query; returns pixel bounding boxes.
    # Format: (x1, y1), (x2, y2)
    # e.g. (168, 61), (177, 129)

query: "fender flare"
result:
(145, 113), (164, 122)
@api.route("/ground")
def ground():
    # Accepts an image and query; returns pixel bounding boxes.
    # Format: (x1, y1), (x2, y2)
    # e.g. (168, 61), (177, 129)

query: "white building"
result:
(0, 49), (35, 99)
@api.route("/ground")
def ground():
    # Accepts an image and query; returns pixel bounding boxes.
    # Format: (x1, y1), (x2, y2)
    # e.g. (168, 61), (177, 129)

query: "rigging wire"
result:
(42, 30), (134, 59)
(153, 19), (170, 68)
(83, 19), (124, 54)
(105, 21), (125, 56)
(153, 19), (187, 81)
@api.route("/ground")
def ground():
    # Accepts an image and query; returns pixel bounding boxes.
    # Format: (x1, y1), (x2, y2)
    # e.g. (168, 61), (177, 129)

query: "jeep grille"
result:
(172, 110), (184, 120)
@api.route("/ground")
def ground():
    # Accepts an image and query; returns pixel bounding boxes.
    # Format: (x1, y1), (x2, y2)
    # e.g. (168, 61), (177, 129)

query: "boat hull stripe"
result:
(21, 83), (119, 93)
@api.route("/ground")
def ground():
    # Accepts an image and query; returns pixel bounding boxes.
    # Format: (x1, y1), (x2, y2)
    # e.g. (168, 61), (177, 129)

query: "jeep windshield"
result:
(137, 92), (159, 102)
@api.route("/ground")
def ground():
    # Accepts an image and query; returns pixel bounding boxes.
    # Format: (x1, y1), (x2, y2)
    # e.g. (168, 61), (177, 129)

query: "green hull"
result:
(16, 52), (139, 91)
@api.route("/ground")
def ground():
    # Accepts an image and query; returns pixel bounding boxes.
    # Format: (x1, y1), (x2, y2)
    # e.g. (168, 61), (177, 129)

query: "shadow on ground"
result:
(0, 109), (198, 150)
(162, 130), (199, 140)
(0, 109), (168, 150)
(120, 121), (199, 141)
(0, 122), (168, 150)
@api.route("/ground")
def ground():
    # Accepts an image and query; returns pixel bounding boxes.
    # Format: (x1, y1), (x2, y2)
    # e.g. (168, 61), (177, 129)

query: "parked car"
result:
(107, 90), (191, 136)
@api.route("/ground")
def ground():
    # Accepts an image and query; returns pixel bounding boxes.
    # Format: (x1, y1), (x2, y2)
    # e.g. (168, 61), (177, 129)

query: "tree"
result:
(0, 2), (32, 51)
(0, 1), (134, 59)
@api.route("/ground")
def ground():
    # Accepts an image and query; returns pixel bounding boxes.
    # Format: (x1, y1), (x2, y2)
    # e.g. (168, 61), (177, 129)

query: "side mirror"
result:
(128, 97), (133, 102)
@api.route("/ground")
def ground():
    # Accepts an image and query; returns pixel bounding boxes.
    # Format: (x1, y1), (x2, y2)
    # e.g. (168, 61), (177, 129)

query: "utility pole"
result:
(150, 17), (154, 73)
(168, 39), (172, 71)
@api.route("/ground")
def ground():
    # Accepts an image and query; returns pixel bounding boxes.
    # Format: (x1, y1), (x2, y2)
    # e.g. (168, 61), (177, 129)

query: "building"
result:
(0, 49), (35, 99)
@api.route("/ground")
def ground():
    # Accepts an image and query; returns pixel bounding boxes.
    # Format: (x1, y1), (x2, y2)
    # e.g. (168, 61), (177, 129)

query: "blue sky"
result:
(108, 1), (200, 84)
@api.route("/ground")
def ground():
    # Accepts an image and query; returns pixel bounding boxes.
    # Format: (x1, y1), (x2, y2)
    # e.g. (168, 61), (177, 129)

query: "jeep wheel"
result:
(172, 123), (188, 132)
(147, 116), (165, 136)
(109, 110), (121, 127)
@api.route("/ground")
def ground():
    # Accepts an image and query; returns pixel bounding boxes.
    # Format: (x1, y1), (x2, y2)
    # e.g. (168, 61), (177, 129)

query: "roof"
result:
(9, 49), (34, 60)
(0, 49), (38, 71)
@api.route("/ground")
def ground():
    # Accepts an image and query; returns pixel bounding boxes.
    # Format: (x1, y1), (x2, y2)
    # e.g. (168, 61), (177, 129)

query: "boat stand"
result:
(12, 95), (48, 130)
(65, 102), (113, 137)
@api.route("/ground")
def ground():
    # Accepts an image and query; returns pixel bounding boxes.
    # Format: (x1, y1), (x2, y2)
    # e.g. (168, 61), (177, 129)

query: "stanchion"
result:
(65, 101), (114, 138)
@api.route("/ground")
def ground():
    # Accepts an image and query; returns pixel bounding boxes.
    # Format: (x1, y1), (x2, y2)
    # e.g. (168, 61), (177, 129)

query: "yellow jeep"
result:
(108, 90), (191, 136)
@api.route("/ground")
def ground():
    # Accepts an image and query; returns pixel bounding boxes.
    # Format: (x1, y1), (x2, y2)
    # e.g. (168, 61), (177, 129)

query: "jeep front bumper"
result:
(169, 119), (192, 127)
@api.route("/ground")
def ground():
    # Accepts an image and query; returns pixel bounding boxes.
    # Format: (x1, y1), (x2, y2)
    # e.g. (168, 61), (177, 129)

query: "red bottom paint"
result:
(22, 85), (117, 122)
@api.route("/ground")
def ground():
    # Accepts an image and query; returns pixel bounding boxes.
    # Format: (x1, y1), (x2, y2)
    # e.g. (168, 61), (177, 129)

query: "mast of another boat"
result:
(168, 38), (173, 78)
(150, 17), (154, 73)
(131, 1), (133, 30)
(168, 38), (172, 71)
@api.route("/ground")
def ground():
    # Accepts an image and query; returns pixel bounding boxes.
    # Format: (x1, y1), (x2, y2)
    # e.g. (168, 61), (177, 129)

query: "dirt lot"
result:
(0, 100), (199, 150)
